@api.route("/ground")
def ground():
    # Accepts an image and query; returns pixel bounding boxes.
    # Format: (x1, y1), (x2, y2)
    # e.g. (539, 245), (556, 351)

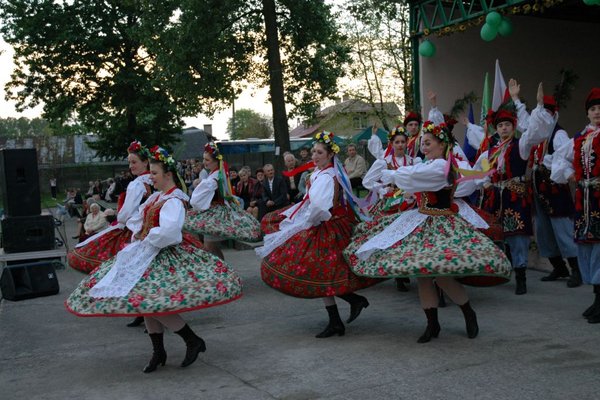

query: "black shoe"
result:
(460, 301), (479, 339)
(181, 337), (206, 367)
(143, 350), (167, 373)
(395, 278), (409, 292)
(515, 268), (527, 295)
(541, 257), (569, 281)
(127, 316), (145, 327)
(316, 305), (345, 338)
(338, 293), (369, 324)
(566, 257), (582, 288)
(417, 308), (440, 343)
(175, 324), (206, 368)
(583, 288), (600, 318)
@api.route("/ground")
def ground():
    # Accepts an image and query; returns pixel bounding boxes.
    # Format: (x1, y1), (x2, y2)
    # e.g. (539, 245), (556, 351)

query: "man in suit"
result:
(259, 163), (290, 220)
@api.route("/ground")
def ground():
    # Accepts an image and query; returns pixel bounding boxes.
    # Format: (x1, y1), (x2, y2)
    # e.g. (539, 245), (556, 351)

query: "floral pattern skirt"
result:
(65, 237), (242, 317)
(344, 213), (511, 286)
(261, 205), (293, 234)
(184, 203), (262, 242)
(67, 228), (131, 274)
(261, 207), (383, 298)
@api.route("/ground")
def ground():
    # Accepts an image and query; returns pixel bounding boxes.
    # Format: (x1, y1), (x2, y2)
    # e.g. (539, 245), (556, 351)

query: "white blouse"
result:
(189, 170), (219, 211)
(117, 173), (153, 225)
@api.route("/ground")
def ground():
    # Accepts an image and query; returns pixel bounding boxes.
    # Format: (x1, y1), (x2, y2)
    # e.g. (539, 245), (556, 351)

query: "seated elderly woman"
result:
(77, 203), (108, 242)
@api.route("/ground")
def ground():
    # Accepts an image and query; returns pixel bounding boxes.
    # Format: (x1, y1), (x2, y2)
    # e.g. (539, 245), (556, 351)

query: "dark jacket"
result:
(262, 174), (290, 207)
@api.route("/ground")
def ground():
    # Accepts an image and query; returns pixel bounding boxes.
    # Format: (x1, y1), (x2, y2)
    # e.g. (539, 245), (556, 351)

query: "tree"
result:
(226, 109), (273, 140)
(0, 0), (185, 159)
(149, 0), (350, 165)
(339, 0), (414, 121)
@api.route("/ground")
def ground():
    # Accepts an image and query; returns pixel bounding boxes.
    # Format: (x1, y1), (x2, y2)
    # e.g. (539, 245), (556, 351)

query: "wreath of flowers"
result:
(149, 145), (177, 170)
(314, 131), (340, 154)
(204, 142), (223, 161)
(127, 140), (152, 159)
(422, 120), (450, 144)
(388, 125), (407, 141)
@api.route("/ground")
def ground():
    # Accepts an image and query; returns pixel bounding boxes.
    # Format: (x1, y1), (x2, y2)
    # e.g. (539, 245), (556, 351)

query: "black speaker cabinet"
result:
(1, 260), (60, 301)
(1, 215), (55, 253)
(0, 148), (41, 217)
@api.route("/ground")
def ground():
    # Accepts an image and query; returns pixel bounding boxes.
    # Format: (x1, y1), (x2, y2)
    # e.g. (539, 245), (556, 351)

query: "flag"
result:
(491, 59), (509, 111)
(480, 72), (491, 126)
(463, 102), (477, 163)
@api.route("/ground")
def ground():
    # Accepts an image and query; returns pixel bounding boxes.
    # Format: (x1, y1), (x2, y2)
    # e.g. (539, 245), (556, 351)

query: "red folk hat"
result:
(403, 111), (422, 126)
(493, 109), (517, 128)
(585, 88), (600, 112)
(543, 95), (558, 113)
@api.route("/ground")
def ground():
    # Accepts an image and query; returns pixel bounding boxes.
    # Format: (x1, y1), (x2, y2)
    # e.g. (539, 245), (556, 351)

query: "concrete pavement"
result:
(0, 215), (599, 400)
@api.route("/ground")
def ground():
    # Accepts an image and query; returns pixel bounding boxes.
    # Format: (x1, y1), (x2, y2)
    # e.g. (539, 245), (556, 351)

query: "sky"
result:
(0, 37), (273, 141)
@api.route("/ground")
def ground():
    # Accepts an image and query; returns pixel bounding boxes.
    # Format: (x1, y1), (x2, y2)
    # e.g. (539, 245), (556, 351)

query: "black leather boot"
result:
(459, 301), (479, 339)
(417, 308), (441, 343)
(566, 257), (582, 288)
(541, 256), (570, 281)
(515, 267), (527, 295)
(338, 293), (369, 323)
(175, 324), (206, 367)
(316, 305), (345, 338)
(143, 333), (167, 373)
(583, 285), (600, 319)
(127, 316), (145, 327)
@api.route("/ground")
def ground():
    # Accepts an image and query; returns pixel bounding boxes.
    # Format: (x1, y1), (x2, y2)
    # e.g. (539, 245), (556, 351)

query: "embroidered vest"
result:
(573, 127), (600, 242)
(418, 187), (457, 216)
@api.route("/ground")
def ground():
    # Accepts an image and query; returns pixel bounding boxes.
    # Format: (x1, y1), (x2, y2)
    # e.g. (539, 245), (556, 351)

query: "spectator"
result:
(49, 177), (58, 200)
(297, 166), (314, 200)
(78, 203), (108, 242)
(229, 167), (240, 188)
(344, 143), (367, 189)
(65, 188), (83, 218)
(283, 153), (302, 202)
(236, 167), (257, 211)
(85, 181), (94, 198)
(299, 146), (311, 164)
(259, 164), (289, 220)
(104, 178), (117, 202)
(247, 168), (265, 219)
(92, 180), (103, 197)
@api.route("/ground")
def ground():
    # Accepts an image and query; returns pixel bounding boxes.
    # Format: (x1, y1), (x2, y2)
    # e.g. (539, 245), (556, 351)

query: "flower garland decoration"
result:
(204, 142), (223, 161)
(422, 120), (450, 144)
(314, 131), (340, 154)
(149, 145), (177, 171)
(127, 140), (152, 159)
(388, 125), (408, 141)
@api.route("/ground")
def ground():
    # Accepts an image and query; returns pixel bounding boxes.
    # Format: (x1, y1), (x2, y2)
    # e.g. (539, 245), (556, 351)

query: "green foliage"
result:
(554, 69), (579, 110)
(449, 92), (479, 118)
(0, 116), (86, 138)
(1, 0), (185, 159)
(226, 109), (273, 140)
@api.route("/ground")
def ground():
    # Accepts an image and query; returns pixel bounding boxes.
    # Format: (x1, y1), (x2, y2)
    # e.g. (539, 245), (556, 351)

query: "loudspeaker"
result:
(0, 148), (41, 217)
(1, 260), (60, 301)
(1, 215), (56, 253)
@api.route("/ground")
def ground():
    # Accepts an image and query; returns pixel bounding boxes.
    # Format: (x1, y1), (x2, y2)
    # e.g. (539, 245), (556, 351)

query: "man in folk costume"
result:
(527, 95), (581, 287)
(474, 83), (555, 295)
(404, 111), (423, 158)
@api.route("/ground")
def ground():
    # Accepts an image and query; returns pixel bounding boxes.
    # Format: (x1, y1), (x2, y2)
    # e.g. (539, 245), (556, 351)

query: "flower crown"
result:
(127, 140), (152, 159)
(422, 120), (451, 144)
(204, 142), (223, 160)
(314, 131), (340, 154)
(388, 126), (407, 141)
(149, 145), (177, 171)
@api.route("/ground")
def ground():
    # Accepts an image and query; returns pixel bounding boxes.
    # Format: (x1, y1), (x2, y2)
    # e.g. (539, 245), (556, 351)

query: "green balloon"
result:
(480, 23), (498, 42)
(418, 40), (436, 58)
(486, 11), (502, 28)
(582, 0), (595, 5)
(498, 18), (514, 37)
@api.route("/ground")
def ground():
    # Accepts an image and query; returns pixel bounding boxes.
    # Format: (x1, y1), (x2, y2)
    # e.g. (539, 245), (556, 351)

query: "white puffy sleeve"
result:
(362, 159), (388, 192)
(143, 198), (184, 248)
(454, 160), (478, 197)
(518, 105), (556, 160)
(428, 107), (444, 125)
(306, 173), (335, 225)
(381, 159), (449, 192)
(367, 134), (385, 160)
(466, 123), (485, 150)
(126, 192), (159, 236)
(515, 99), (530, 133)
(117, 179), (146, 224)
(543, 127), (569, 169)
(190, 172), (218, 211)
(550, 139), (575, 184)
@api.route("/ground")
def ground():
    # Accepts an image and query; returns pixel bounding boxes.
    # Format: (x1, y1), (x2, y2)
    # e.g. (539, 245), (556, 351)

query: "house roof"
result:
(172, 127), (210, 160)
(317, 99), (401, 117)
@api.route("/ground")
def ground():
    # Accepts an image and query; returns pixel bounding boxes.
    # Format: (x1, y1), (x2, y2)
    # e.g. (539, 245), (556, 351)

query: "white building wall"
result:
(419, 15), (600, 141)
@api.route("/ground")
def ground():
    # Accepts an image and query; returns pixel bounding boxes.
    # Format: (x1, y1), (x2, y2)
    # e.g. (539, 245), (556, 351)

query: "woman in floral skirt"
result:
(68, 140), (153, 274)
(345, 121), (512, 343)
(66, 147), (242, 373)
(184, 142), (262, 259)
(256, 131), (381, 338)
